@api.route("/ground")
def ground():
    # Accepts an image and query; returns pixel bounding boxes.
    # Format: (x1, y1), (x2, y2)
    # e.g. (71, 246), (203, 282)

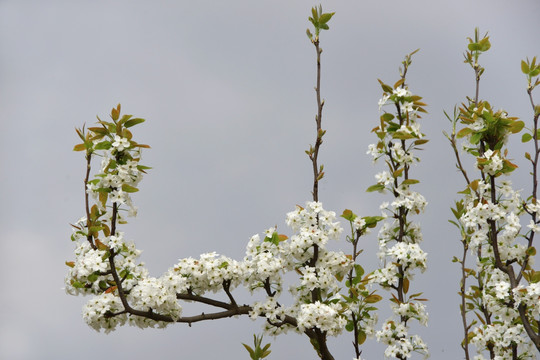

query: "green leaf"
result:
(403, 277), (409, 294)
(122, 184), (139, 193)
(522, 133), (533, 143)
(522, 60), (530, 75)
(468, 43), (481, 51)
(111, 104), (121, 121)
(509, 120), (524, 134)
(402, 179), (420, 185)
(364, 216), (384, 228)
(366, 184), (385, 192)
(392, 131), (414, 140)
(73, 143), (86, 151)
(124, 118), (145, 128)
(456, 127), (473, 138)
(71, 279), (85, 288)
(311, 7), (318, 21)
(380, 112), (394, 122)
(378, 79), (393, 93)
(319, 12), (334, 25)
(470, 132), (482, 144)
(479, 37), (491, 51)
(118, 114), (133, 125)
(354, 264), (365, 277)
(364, 294), (382, 303)
(357, 329), (367, 345)
(341, 209), (355, 221)
(88, 127), (108, 135)
(94, 141), (112, 150)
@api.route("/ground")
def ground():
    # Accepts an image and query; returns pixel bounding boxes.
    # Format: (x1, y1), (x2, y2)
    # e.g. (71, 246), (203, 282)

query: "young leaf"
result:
(522, 60), (530, 75)
(341, 209), (355, 221)
(122, 184), (139, 193)
(522, 133), (533, 143)
(124, 118), (145, 128)
(73, 143), (86, 151)
(364, 294), (382, 303)
(367, 184), (385, 192)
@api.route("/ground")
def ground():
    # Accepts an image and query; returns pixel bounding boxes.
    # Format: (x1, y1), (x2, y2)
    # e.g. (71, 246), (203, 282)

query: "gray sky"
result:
(1, 0), (539, 359)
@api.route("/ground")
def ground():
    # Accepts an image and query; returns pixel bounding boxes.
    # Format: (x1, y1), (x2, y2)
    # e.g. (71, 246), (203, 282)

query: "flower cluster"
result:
(376, 320), (428, 359)
(297, 301), (348, 336)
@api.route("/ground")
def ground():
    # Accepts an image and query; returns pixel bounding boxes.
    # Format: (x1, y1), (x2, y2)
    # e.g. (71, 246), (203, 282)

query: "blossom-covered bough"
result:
(446, 29), (540, 359)
(367, 51), (429, 359)
(65, 7), (396, 360)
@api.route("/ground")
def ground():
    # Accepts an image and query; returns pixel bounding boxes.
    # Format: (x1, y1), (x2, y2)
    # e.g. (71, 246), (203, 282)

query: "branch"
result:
(84, 152), (97, 250)
(177, 292), (233, 310)
(309, 38), (325, 203)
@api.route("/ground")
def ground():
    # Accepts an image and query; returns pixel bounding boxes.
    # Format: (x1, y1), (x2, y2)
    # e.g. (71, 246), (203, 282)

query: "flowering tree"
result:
(446, 29), (540, 359)
(64, 6), (539, 360)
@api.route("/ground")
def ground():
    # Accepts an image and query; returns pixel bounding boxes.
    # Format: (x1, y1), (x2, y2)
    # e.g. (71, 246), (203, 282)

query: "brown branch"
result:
(448, 131), (473, 188)
(310, 39), (324, 202)
(176, 292), (232, 310)
(83, 153), (97, 250)
(460, 242), (471, 360)
(222, 280), (237, 307)
(519, 90), (540, 283)
(175, 307), (251, 324)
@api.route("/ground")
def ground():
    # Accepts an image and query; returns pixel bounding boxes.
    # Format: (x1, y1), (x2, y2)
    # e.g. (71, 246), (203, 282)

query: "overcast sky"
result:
(1, 0), (539, 359)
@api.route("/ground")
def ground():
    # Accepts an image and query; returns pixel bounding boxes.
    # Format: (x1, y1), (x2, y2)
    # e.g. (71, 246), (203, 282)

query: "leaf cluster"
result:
(522, 57), (540, 93)
(463, 28), (491, 74)
(306, 5), (334, 42)
(242, 334), (271, 360)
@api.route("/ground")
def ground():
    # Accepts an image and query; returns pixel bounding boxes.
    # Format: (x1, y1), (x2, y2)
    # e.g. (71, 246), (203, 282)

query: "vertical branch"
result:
(519, 88), (540, 283)
(84, 152), (97, 250)
(460, 244), (471, 360)
(311, 38), (324, 203)
(305, 7), (335, 360)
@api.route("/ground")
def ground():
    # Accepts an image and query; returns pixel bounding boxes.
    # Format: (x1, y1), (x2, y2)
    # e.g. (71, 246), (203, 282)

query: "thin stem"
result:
(84, 153), (97, 250)
(460, 242), (471, 360)
(519, 89), (540, 283)
(311, 39), (324, 202)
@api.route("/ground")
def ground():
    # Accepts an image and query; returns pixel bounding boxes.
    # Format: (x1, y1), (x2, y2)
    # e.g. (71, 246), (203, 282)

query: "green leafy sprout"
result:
(306, 5), (335, 42)
(242, 334), (272, 360)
